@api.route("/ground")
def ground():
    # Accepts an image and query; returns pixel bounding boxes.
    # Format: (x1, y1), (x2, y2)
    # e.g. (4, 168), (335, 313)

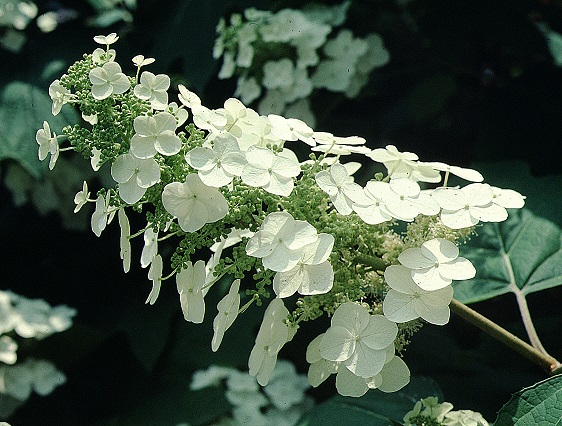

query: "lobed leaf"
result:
(453, 209), (562, 304)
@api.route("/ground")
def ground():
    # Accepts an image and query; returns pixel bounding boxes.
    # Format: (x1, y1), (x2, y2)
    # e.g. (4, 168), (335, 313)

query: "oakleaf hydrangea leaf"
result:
(453, 209), (562, 304)
(494, 375), (562, 426)
(0, 81), (78, 178)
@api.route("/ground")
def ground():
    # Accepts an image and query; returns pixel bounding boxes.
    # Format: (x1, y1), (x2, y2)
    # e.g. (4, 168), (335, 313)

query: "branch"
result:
(449, 298), (562, 375)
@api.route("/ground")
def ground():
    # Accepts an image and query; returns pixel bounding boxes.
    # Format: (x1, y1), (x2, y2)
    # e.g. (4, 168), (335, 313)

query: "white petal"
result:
(320, 326), (355, 362)
(335, 366), (369, 397)
(377, 356), (410, 393)
(344, 341), (386, 378)
(438, 257), (476, 280)
(420, 238), (458, 263)
(399, 248), (435, 270)
(383, 290), (419, 323)
(360, 315), (398, 350)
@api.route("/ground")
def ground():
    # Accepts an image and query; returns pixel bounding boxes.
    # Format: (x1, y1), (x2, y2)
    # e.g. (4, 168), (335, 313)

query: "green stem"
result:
(355, 254), (386, 271)
(449, 298), (561, 375)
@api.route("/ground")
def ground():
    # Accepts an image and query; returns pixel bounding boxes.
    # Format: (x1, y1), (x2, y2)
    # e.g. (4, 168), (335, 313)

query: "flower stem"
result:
(449, 298), (561, 375)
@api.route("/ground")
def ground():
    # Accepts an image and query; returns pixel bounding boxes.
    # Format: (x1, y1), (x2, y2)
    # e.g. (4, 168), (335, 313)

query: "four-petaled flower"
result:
(398, 238), (476, 291)
(246, 211), (318, 272)
(273, 233), (334, 298)
(241, 146), (301, 196)
(383, 265), (454, 325)
(111, 152), (160, 204)
(319, 302), (398, 378)
(162, 174), (228, 232)
(248, 298), (291, 386)
(36, 121), (59, 170)
(315, 162), (369, 215)
(134, 71), (170, 110)
(89, 62), (130, 100)
(211, 279), (241, 352)
(185, 133), (246, 187)
(130, 112), (182, 159)
(432, 183), (508, 229)
(48, 80), (72, 116)
(176, 260), (207, 323)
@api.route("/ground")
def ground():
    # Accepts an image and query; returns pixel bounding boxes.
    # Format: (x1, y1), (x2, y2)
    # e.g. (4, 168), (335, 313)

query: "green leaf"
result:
(494, 375), (562, 426)
(0, 81), (78, 178)
(296, 376), (443, 426)
(453, 209), (562, 304)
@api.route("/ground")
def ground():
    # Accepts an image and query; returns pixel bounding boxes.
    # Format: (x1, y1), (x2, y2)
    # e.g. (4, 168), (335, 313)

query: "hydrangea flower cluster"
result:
(403, 396), (489, 426)
(37, 34), (525, 397)
(189, 360), (311, 426)
(214, 2), (390, 125)
(0, 290), (76, 416)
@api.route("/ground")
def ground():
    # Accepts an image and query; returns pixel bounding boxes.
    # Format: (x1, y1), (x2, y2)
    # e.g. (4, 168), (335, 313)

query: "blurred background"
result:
(1, 0), (561, 424)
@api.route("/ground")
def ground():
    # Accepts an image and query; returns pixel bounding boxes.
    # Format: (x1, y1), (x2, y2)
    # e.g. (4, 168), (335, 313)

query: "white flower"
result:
(491, 186), (526, 209)
(191, 105), (228, 133)
(248, 298), (291, 386)
(432, 183), (508, 229)
(82, 111), (98, 125)
(352, 180), (394, 225)
(118, 209), (131, 273)
(178, 84), (202, 109)
(0, 361), (34, 400)
(140, 228), (158, 268)
(425, 161), (484, 183)
(176, 260), (207, 323)
(132, 55), (155, 67)
(377, 178), (440, 222)
(91, 192), (115, 237)
(111, 153), (160, 204)
(443, 409), (489, 426)
(0, 335), (18, 365)
(48, 79), (72, 116)
(93, 32), (119, 46)
(241, 146), (301, 196)
(91, 147), (102, 171)
(398, 238), (476, 291)
(383, 265), (454, 325)
(162, 174), (229, 233)
(130, 112), (182, 159)
(367, 145), (418, 176)
(146, 254), (162, 305)
(311, 132), (370, 156)
(315, 162), (369, 215)
(245, 211), (318, 272)
(89, 62), (130, 100)
(320, 302), (398, 378)
(211, 279), (241, 351)
(273, 233), (334, 298)
(185, 133), (246, 187)
(267, 114), (315, 146)
(134, 71), (170, 110)
(73, 181), (90, 213)
(36, 121), (59, 170)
